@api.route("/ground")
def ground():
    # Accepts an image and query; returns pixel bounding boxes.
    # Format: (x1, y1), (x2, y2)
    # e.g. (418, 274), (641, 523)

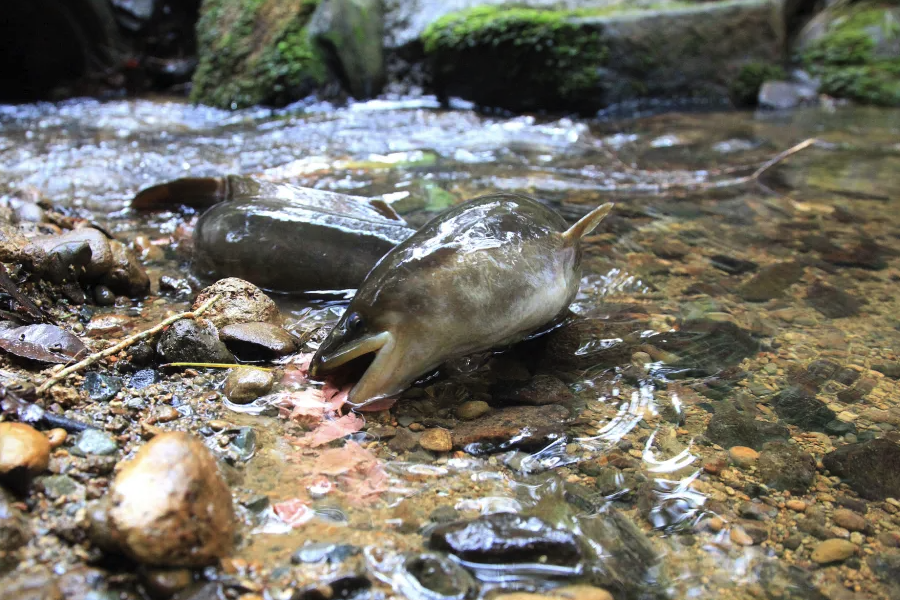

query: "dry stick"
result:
(36, 294), (223, 394)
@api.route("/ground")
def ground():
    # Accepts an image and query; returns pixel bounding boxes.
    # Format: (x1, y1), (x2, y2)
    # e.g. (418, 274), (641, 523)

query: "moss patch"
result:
(191, 0), (326, 109)
(730, 62), (787, 106)
(800, 2), (900, 106)
(421, 6), (608, 111)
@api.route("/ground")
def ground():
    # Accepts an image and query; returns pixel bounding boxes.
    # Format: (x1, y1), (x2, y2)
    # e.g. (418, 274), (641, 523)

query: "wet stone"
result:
(429, 513), (582, 565)
(38, 475), (84, 500)
(0, 422), (51, 482)
(832, 509), (867, 533)
(223, 367), (275, 404)
(429, 506), (460, 524)
(419, 428), (452, 453)
(738, 261), (804, 302)
(490, 374), (574, 406)
(811, 539), (857, 564)
(291, 542), (360, 564)
(223, 427), (257, 463)
(220, 322), (297, 360)
(456, 400), (490, 420)
(192, 278), (281, 329)
(0, 488), (30, 552)
(823, 438), (900, 501)
(758, 441), (816, 494)
(401, 552), (477, 600)
(388, 428), (419, 453)
(156, 318), (234, 365)
(129, 369), (159, 389)
(805, 280), (862, 318)
(873, 362), (900, 379)
(451, 405), (569, 454)
(771, 386), (837, 432)
(141, 568), (194, 598)
(704, 407), (788, 450)
(710, 254), (758, 275)
(107, 432), (235, 566)
(82, 372), (123, 402)
(0, 568), (63, 600)
(71, 429), (118, 457)
(867, 551), (900, 593)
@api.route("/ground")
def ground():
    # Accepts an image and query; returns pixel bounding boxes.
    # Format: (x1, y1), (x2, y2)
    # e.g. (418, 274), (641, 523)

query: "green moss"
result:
(421, 6), (607, 107)
(730, 62), (786, 106)
(800, 2), (900, 106)
(191, 0), (326, 109)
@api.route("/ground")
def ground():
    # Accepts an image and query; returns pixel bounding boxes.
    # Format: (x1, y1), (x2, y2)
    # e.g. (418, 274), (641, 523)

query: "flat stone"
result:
(728, 446), (759, 468)
(823, 438), (900, 501)
(811, 539), (857, 564)
(419, 428), (452, 453)
(71, 429), (118, 457)
(491, 374), (574, 406)
(451, 405), (569, 454)
(456, 400), (490, 420)
(220, 322), (298, 359)
(758, 441), (816, 494)
(82, 372), (123, 402)
(832, 509), (866, 533)
(705, 407), (788, 450)
(805, 280), (862, 319)
(429, 513), (582, 565)
(738, 261), (804, 302)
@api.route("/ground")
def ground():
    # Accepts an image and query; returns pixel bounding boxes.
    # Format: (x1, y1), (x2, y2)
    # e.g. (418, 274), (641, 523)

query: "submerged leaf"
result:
(0, 324), (87, 363)
(298, 413), (365, 448)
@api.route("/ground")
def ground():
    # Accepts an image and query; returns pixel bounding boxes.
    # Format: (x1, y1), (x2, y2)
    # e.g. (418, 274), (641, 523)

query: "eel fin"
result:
(563, 202), (614, 244)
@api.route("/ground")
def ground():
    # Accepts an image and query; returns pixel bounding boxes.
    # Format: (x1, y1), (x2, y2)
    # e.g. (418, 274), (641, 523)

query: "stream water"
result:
(1, 97), (899, 600)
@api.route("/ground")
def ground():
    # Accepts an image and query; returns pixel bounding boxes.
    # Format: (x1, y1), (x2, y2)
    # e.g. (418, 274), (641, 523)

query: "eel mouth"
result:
(310, 331), (402, 408)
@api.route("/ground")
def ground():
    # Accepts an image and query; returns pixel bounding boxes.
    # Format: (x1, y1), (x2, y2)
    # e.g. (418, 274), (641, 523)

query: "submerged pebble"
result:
(456, 400), (490, 420)
(429, 513), (582, 565)
(823, 438), (900, 500)
(419, 428), (452, 453)
(223, 367), (275, 404)
(0, 488), (30, 552)
(451, 405), (569, 453)
(811, 539), (857, 564)
(82, 372), (123, 402)
(757, 441), (816, 494)
(106, 432), (235, 566)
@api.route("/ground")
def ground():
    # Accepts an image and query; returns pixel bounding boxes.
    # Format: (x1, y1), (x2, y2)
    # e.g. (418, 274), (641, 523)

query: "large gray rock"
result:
(309, 0), (387, 99)
(415, 0), (785, 113)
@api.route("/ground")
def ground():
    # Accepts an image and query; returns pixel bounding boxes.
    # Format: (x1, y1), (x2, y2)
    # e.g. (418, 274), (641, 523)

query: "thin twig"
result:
(748, 138), (818, 180)
(36, 294), (222, 394)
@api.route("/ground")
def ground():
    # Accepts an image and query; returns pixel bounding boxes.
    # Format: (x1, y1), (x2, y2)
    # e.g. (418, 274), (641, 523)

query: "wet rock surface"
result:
(451, 405), (569, 453)
(491, 374), (574, 406)
(429, 513), (582, 565)
(223, 367), (275, 404)
(220, 321), (297, 359)
(105, 432), (235, 566)
(0, 487), (29, 552)
(192, 278), (282, 329)
(823, 438), (900, 501)
(157, 318), (235, 364)
(0, 423), (50, 483)
(757, 441), (816, 494)
(704, 407), (789, 450)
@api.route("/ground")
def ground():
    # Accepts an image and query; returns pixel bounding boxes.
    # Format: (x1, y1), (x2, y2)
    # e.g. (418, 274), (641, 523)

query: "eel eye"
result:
(345, 312), (363, 332)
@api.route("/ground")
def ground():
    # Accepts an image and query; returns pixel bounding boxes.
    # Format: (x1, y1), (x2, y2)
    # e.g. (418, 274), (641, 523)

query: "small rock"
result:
(550, 585), (614, 600)
(141, 568), (194, 598)
(867, 550), (900, 593)
(832, 509), (866, 533)
(705, 407), (789, 450)
(419, 429), (452, 453)
(45, 428), (67, 449)
(0, 488), (30, 552)
(93, 285), (116, 306)
(758, 441), (816, 494)
(0, 422), (51, 482)
(38, 475), (84, 500)
(223, 367), (275, 405)
(823, 438), (900, 501)
(873, 362), (900, 379)
(451, 405), (569, 454)
(387, 429), (419, 453)
(429, 506), (460, 523)
(805, 280), (862, 319)
(401, 553), (476, 600)
(220, 322), (297, 360)
(811, 539), (857, 564)
(758, 80), (817, 110)
(730, 526), (755, 546)
(456, 400), (490, 420)
(192, 278), (281, 329)
(738, 261), (804, 302)
(157, 318), (235, 364)
(82, 372), (123, 402)
(728, 446), (759, 468)
(771, 386), (837, 432)
(107, 432), (235, 566)
(491, 374), (574, 406)
(70, 429), (118, 457)
(129, 369), (159, 389)
(429, 513), (582, 565)
(786, 499), (807, 512)
(291, 542), (359, 564)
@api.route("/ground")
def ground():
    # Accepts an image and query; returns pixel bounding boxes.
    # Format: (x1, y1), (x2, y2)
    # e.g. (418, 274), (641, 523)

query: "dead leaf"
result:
(0, 324), (87, 363)
(298, 413), (365, 447)
(272, 498), (313, 528)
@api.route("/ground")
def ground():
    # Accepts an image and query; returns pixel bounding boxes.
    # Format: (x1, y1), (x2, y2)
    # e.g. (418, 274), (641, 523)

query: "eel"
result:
(309, 193), (613, 407)
(132, 176), (415, 292)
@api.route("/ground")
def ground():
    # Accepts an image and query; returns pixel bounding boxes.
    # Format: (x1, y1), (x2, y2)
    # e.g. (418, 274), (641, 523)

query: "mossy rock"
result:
(798, 2), (900, 106)
(421, 0), (784, 114)
(191, 0), (327, 109)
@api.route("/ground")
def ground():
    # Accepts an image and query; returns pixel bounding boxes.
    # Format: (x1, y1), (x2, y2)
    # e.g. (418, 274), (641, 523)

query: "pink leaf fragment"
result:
(299, 413), (365, 447)
(272, 389), (331, 426)
(279, 353), (315, 385)
(272, 498), (313, 528)
(322, 379), (352, 412)
(314, 440), (372, 475)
